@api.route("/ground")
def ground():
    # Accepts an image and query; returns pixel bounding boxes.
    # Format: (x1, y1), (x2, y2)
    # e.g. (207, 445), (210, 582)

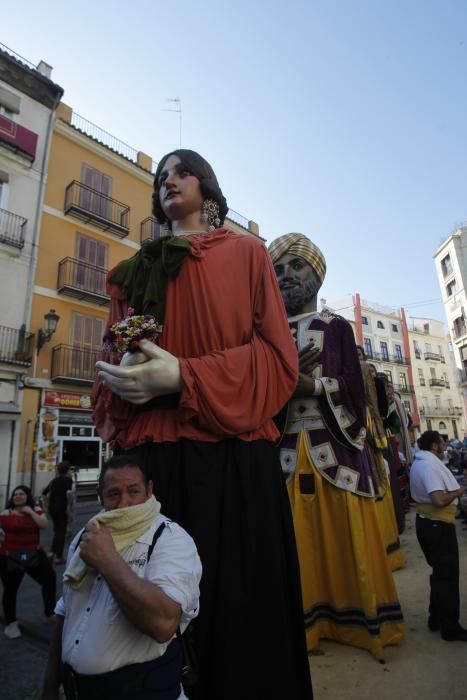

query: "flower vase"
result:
(120, 350), (148, 367)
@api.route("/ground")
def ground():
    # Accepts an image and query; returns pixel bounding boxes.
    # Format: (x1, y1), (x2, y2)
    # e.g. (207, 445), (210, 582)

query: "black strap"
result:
(147, 522), (166, 561)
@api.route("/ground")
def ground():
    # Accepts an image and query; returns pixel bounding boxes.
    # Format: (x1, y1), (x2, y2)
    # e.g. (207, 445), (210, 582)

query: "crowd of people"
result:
(1, 149), (466, 699)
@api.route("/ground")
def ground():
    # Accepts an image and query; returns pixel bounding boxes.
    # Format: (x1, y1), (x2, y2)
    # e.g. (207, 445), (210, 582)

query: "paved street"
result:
(1, 504), (466, 699)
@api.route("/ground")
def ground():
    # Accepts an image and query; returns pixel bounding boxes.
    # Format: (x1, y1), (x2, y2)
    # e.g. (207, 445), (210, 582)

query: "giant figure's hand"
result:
(298, 343), (320, 373)
(96, 339), (182, 404)
(294, 373), (318, 397)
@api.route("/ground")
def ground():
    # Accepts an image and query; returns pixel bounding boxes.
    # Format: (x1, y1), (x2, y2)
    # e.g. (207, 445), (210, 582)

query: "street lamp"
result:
(37, 309), (60, 353)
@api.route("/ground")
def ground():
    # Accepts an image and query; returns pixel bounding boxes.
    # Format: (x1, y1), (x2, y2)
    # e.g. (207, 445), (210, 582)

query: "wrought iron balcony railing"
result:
(0, 325), (34, 366)
(424, 352), (444, 362)
(51, 345), (101, 385)
(393, 383), (414, 394)
(365, 351), (410, 365)
(57, 258), (109, 305)
(420, 405), (463, 417)
(0, 207), (27, 249)
(140, 216), (162, 244)
(64, 181), (130, 238)
(429, 378), (449, 388)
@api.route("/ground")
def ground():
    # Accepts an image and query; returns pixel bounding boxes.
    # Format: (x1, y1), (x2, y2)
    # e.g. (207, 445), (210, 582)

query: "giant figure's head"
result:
(153, 149), (228, 231)
(268, 233), (326, 315)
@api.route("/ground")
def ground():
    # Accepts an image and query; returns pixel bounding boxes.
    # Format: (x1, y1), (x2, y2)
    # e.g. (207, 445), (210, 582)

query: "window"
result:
(439, 421), (447, 430)
(363, 337), (373, 358)
(380, 341), (389, 360)
(426, 343), (432, 352)
(448, 398), (453, 408)
(452, 420), (459, 439)
(430, 367), (436, 379)
(435, 396), (441, 408)
(384, 369), (393, 384)
(391, 324), (398, 332)
(413, 339), (421, 358)
(394, 344), (403, 361)
(361, 316), (368, 325)
(71, 313), (104, 381)
(75, 233), (108, 295)
(418, 368), (426, 386)
(377, 320), (384, 329)
(80, 164), (112, 218)
(403, 400), (411, 411)
(446, 279), (457, 297)
(399, 373), (408, 390)
(440, 254), (453, 278)
(426, 419), (433, 430)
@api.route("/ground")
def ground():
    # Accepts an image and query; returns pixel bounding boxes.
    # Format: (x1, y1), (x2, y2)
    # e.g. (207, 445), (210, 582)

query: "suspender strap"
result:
(147, 522), (166, 561)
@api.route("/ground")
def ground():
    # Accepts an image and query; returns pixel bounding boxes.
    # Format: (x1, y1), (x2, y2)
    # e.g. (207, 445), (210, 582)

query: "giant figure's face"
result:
(157, 155), (204, 222)
(273, 253), (322, 315)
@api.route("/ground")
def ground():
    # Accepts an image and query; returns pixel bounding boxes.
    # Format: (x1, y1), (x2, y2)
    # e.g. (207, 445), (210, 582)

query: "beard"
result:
(282, 277), (321, 316)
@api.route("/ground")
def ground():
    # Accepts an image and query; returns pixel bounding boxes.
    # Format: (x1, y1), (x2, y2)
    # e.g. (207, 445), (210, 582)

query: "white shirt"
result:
(56, 513), (202, 676)
(409, 450), (460, 505)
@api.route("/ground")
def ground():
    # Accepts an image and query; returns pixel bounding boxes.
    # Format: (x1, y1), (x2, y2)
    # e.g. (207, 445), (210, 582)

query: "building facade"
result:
(17, 102), (261, 496)
(0, 44), (63, 504)
(433, 227), (467, 406)
(325, 294), (465, 441)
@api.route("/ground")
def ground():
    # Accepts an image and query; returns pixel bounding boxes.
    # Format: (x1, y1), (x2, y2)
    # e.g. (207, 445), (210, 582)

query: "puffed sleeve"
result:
(178, 248), (298, 435)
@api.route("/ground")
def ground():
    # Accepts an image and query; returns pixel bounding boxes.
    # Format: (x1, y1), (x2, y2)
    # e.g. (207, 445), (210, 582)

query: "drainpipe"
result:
(5, 420), (16, 508)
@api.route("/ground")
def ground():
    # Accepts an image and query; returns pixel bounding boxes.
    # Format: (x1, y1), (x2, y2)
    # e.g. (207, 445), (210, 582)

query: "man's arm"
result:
(80, 523), (181, 643)
(42, 614), (64, 700)
(429, 486), (464, 508)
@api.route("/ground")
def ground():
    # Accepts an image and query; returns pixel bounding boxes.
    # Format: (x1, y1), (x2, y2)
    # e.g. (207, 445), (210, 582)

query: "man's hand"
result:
(79, 522), (119, 572)
(298, 343), (320, 374)
(96, 339), (182, 404)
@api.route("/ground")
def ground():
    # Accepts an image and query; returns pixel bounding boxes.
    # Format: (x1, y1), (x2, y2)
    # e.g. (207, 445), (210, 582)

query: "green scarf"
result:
(109, 236), (191, 323)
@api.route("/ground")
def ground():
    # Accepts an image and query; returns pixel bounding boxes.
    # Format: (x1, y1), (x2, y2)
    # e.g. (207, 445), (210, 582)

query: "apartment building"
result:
(325, 294), (465, 440)
(408, 317), (465, 440)
(0, 44), (63, 504)
(17, 102), (261, 495)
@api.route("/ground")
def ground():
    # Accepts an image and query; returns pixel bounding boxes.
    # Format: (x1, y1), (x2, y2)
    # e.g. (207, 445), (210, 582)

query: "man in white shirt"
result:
(410, 430), (466, 642)
(43, 453), (202, 699)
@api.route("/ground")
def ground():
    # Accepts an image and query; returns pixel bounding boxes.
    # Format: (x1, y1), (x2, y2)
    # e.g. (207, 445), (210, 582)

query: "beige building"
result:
(324, 294), (465, 440)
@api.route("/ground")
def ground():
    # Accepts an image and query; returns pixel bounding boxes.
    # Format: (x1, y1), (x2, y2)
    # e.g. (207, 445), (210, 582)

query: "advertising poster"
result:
(36, 406), (59, 473)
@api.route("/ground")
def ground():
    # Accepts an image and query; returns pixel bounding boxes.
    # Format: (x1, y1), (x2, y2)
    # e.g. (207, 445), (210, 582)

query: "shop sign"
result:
(36, 407), (59, 473)
(43, 390), (92, 411)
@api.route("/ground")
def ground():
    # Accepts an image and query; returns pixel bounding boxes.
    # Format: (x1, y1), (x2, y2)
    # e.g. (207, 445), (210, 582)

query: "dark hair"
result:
(57, 461), (71, 476)
(418, 430), (443, 451)
(356, 345), (366, 360)
(152, 149), (228, 230)
(8, 484), (34, 510)
(98, 453), (149, 491)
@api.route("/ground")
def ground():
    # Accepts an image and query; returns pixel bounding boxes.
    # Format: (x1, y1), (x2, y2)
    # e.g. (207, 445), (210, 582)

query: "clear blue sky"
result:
(3, 0), (467, 323)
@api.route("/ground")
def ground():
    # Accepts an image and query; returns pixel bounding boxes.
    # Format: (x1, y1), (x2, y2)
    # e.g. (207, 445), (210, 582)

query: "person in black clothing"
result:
(42, 462), (73, 564)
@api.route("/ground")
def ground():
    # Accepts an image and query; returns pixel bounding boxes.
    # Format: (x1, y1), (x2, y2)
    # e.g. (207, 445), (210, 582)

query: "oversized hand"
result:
(96, 339), (182, 404)
(79, 522), (118, 571)
(294, 373), (318, 397)
(298, 343), (321, 374)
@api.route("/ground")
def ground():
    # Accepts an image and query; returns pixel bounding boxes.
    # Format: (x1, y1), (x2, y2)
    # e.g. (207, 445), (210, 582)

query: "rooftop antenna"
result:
(162, 98), (182, 148)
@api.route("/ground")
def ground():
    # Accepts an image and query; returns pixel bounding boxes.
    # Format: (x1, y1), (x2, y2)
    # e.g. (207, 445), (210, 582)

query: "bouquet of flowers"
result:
(103, 308), (163, 354)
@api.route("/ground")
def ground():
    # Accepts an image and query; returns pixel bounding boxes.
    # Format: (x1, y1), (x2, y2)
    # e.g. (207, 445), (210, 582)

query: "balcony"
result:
(393, 384), (414, 394)
(420, 405), (463, 417)
(424, 352), (445, 362)
(0, 207), (27, 249)
(0, 325), (34, 366)
(64, 181), (130, 238)
(429, 378), (450, 388)
(367, 351), (410, 365)
(0, 114), (38, 162)
(57, 258), (109, 305)
(51, 345), (101, 385)
(140, 216), (161, 244)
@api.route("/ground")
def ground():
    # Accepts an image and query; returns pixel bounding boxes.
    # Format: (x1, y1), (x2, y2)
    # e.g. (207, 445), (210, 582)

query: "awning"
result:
(0, 402), (20, 420)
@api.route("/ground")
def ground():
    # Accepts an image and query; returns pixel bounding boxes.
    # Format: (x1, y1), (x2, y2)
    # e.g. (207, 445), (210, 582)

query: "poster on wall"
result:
(36, 407), (59, 473)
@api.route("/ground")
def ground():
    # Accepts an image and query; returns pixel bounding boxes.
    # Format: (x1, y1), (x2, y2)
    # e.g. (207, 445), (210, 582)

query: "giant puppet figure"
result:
(91, 152), (313, 700)
(269, 232), (404, 661)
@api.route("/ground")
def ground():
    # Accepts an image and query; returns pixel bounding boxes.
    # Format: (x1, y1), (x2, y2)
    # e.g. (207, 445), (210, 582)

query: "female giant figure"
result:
(92, 150), (312, 700)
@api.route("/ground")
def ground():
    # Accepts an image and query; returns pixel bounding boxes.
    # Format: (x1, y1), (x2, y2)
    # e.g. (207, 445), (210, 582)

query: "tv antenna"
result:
(162, 98), (182, 148)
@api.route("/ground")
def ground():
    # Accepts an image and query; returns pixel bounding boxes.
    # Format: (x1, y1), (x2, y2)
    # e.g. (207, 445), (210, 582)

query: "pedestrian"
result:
(92, 149), (312, 699)
(42, 453), (202, 700)
(0, 485), (56, 639)
(42, 461), (74, 564)
(269, 232), (404, 661)
(410, 430), (467, 641)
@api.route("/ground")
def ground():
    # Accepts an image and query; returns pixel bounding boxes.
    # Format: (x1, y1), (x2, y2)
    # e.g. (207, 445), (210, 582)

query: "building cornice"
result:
(0, 49), (63, 109)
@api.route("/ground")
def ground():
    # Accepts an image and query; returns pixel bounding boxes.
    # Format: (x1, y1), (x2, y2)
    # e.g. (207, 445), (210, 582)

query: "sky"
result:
(3, 0), (467, 324)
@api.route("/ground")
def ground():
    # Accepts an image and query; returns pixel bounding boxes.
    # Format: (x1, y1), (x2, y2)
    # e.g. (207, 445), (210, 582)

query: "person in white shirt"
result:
(42, 453), (202, 700)
(410, 430), (466, 642)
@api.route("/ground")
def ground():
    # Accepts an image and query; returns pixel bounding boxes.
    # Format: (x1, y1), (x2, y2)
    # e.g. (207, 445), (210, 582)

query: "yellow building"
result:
(19, 103), (260, 495)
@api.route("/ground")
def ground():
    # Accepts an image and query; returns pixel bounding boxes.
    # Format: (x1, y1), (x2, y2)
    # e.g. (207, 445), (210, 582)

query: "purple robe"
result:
(280, 311), (376, 497)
